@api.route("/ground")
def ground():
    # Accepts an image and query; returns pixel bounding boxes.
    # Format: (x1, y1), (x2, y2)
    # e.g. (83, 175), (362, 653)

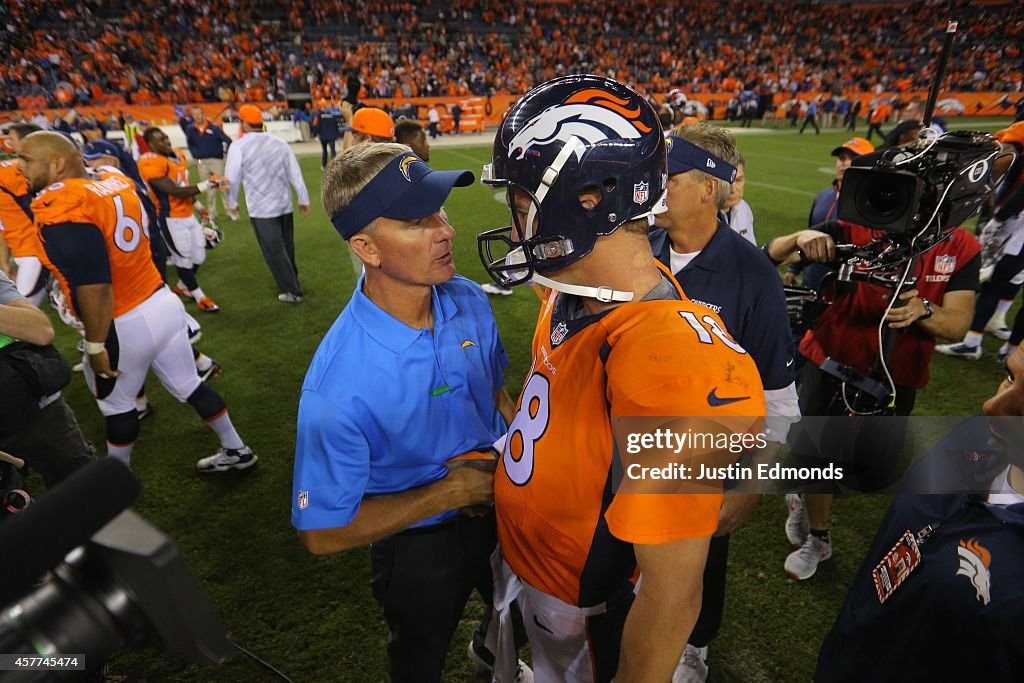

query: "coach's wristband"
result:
(84, 341), (106, 355)
(196, 181), (210, 193)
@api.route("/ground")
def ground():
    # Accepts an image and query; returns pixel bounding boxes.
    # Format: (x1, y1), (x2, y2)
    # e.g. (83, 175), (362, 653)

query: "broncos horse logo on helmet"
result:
(478, 74), (666, 294)
(506, 89), (653, 162)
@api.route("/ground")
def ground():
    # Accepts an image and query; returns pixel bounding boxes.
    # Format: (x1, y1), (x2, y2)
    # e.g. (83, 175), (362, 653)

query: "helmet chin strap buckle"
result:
(531, 273), (635, 303)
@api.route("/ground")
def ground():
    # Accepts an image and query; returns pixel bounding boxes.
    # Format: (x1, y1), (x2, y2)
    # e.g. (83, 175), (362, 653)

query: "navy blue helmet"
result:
(478, 74), (666, 286)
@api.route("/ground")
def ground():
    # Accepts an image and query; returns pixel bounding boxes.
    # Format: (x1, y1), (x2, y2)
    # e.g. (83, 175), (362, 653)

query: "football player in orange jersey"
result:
(0, 123), (47, 305)
(477, 76), (765, 683)
(18, 132), (255, 473)
(137, 127), (227, 313)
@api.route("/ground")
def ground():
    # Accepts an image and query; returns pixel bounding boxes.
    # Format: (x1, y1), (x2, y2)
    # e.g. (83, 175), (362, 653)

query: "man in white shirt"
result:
(225, 104), (310, 303)
(721, 158), (756, 246)
(427, 105), (441, 139)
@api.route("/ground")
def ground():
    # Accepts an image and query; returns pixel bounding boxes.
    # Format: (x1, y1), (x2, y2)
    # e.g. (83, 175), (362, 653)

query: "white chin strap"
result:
(531, 272), (634, 303)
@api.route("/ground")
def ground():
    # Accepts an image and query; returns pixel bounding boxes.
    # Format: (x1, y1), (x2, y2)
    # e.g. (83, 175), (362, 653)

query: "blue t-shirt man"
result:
(292, 274), (508, 531)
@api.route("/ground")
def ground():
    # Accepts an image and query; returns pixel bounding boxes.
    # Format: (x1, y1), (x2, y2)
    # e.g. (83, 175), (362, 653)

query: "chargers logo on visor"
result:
(399, 156), (421, 181)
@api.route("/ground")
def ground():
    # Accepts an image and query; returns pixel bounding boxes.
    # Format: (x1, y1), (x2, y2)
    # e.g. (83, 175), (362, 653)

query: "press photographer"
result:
(763, 131), (997, 580)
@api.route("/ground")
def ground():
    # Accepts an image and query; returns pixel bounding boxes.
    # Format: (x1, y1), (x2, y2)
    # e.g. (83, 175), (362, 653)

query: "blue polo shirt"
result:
(649, 219), (794, 391)
(292, 275), (508, 531)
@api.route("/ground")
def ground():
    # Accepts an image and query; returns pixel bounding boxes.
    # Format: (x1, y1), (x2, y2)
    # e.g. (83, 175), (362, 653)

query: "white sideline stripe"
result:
(747, 181), (816, 197)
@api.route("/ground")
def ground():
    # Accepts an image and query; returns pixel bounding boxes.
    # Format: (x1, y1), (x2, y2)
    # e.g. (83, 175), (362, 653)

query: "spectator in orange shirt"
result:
(866, 99), (891, 143)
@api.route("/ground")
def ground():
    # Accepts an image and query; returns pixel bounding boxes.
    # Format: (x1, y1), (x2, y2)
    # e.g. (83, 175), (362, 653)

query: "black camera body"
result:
(838, 130), (999, 237)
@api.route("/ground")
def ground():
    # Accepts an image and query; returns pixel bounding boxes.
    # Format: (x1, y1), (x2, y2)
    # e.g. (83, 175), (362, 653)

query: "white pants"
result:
(14, 255), (47, 307)
(165, 216), (207, 269)
(490, 553), (616, 683)
(84, 286), (200, 416)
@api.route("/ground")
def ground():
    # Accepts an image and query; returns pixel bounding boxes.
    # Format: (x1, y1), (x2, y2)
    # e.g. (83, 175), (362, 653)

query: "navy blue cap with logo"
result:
(666, 136), (737, 183)
(330, 153), (474, 240)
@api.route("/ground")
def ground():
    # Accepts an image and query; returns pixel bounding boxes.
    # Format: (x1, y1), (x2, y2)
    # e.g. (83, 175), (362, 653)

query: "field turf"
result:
(45, 119), (1015, 682)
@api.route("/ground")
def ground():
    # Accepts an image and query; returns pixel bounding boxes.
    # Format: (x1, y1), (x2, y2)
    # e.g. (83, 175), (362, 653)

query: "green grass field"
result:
(49, 119), (1016, 682)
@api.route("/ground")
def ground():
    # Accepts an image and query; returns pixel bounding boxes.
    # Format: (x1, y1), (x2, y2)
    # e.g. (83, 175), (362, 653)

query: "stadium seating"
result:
(1, 0), (1020, 112)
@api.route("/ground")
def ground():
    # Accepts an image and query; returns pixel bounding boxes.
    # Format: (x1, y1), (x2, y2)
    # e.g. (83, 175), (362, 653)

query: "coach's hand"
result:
(87, 348), (120, 380)
(299, 204), (310, 215)
(227, 207), (241, 221)
(445, 451), (496, 514)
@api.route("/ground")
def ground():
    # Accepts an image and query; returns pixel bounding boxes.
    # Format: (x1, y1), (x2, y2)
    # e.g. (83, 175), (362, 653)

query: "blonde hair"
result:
(321, 142), (411, 224)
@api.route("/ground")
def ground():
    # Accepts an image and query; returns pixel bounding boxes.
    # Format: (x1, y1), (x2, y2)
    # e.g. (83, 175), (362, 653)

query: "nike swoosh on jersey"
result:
(532, 614), (555, 635)
(707, 388), (751, 407)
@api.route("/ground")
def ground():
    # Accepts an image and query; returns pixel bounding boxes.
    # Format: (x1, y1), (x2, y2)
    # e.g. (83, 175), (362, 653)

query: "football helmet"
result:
(203, 219), (223, 249)
(478, 74), (666, 296)
(666, 88), (687, 108)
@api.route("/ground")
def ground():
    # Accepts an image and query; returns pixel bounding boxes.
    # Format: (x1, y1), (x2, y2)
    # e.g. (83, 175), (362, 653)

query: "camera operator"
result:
(765, 217), (979, 580)
(0, 270), (94, 490)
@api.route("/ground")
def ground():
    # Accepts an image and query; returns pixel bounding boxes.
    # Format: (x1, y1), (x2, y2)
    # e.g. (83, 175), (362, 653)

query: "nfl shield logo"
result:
(551, 321), (569, 346)
(633, 181), (649, 204)
(297, 490), (309, 510)
(935, 255), (956, 274)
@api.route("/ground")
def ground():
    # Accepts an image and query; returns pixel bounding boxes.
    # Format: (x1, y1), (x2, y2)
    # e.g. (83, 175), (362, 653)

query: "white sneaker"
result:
(467, 639), (533, 683)
(935, 342), (982, 360)
(985, 317), (1009, 338)
(196, 446), (258, 473)
(785, 533), (833, 580)
(278, 292), (304, 303)
(785, 493), (809, 547)
(481, 282), (514, 296)
(672, 644), (708, 683)
(991, 326), (1012, 342)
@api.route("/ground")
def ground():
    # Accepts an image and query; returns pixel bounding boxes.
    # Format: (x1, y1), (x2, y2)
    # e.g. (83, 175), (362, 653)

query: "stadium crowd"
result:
(2, 0), (1022, 109)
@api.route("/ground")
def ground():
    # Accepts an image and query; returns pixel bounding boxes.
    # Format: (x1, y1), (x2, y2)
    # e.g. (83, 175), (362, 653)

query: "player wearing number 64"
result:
(476, 74), (766, 683)
(20, 132), (255, 473)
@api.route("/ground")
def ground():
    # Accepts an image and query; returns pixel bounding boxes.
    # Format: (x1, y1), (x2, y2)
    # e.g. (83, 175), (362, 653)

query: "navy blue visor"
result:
(666, 136), (737, 183)
(330, 153), (474, 240)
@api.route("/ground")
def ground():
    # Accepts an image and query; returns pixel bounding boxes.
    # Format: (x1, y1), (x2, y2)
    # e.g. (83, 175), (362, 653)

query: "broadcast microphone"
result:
(0, 458), (140, 607)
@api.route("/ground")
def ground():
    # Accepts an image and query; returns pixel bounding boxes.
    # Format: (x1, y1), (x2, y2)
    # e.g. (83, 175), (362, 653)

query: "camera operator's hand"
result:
(795, 230), (836, 263)
(886, 289), (928, 329)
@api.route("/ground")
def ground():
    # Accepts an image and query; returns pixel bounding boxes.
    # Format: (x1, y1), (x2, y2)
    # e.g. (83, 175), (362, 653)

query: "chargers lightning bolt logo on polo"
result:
(507, 89), (653, 162)
(956, 537), (991, 605)
(399, 156), (421, 181)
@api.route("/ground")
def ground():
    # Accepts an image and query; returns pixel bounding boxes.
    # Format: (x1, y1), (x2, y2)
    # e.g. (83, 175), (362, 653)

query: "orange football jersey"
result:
(0, 160), (38, 258)
(33, 173), (163, 318)
(496, 266), (765, 607)
(137, 148), (193, 218)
